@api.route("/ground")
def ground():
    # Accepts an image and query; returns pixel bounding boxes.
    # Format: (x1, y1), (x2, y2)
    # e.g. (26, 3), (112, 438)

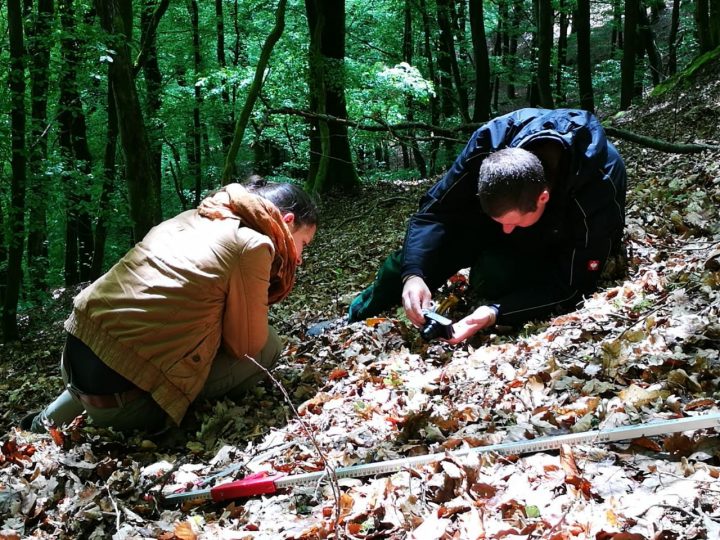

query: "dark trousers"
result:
(348, 247), (524, 322)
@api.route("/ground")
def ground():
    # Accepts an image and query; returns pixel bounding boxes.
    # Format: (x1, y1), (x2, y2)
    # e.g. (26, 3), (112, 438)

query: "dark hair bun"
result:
(246, 174), (267, 188)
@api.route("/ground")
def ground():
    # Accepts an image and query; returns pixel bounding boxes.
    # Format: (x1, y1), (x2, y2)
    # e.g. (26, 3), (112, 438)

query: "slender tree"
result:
(527, 0), (540, 106)
(469, 0), (491, 122)
(139, 0), (165, 192)
(556, 0), (568, 102)
(188, 0), (203, 205)
(507, 0), (523, 100)
(304, 0), (360, 193)
(620, 0), (640, 109)
(91, 83), (119, 280)
(437, 0), (470, 122)
(4, 0), (27, 341)
(638, 2), (663, 86)
(434, 0), (457, 119)
(221, 0), (288, 183)
(418, 0), (440, 173)
(97, 0), (161, 241)
(57, 0), (94, 285)
(611, 0), (624, 53)
(536, 0), (555, 108)
(712, 0), (720, 48)
(667, 0), (680, 75)
(576, 0), (595, 112)
(491, 3), (503, 111)
(403, 0), (427, 177)
(695, 0), (713, 52)
(26, 0), (55, 296)
(215, 0), (234, 153)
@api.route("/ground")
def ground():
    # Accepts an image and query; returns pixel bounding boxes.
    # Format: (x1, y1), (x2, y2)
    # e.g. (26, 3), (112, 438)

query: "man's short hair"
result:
(477, 148), (547, 217)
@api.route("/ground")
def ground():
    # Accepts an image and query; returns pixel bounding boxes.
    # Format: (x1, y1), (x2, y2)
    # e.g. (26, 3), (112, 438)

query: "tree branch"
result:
(132, 0), (171, 78)
(267, 107), (719, 154)
(603, 125), (717, 153)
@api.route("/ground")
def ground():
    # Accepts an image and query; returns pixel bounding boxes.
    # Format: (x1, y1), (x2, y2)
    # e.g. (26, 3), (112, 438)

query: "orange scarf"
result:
(197, 184), (297, 304)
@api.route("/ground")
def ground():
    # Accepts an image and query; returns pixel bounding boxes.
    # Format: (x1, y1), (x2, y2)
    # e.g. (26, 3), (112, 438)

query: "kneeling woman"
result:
(27, 179), (318, 433)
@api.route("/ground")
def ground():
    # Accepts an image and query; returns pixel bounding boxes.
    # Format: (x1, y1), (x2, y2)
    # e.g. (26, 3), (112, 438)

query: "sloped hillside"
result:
(1, 61), (719, 538)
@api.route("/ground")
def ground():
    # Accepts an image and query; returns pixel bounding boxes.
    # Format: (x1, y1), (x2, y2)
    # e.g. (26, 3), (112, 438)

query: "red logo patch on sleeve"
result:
(587, 260), (600, 271)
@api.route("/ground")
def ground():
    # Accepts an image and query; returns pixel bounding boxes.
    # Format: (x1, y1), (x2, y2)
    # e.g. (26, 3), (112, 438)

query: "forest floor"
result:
(2, 70), (720, 538)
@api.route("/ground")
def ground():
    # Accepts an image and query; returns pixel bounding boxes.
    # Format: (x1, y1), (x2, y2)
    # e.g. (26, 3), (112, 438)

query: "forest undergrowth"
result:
(1, 72), (720, 538)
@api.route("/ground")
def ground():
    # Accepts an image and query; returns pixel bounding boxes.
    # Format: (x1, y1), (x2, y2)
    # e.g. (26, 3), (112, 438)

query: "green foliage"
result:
(0, 0), (712, 316)
(347, 61), (434, 121)
(593, 59), (623, 111)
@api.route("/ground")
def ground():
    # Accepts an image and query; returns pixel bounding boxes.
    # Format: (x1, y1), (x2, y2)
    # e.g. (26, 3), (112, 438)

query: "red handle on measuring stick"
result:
(209, 471), (283, 501)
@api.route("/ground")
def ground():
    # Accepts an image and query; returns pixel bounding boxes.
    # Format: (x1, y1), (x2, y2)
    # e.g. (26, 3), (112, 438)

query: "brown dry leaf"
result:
(48, 426), (65, 447)
(684, 398), (716, 411)
(666, 369), (703, 392)
(365, 317), (389, 327)
(630, 436), (663, 452)
(663, 433), (696, 456)
(328, 368), (348, 380)
(471, 482), (497, 499)
(339, 492), (355, 519)
(618, 384), (668, 407)
(172, 521), (197, 540)
(0, 439), (35, 466)
(596, 533), (646, 540)
(559, 444), (593, 499)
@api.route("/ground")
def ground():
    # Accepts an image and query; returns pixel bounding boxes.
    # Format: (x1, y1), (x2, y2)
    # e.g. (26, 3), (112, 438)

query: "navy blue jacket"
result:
(401, 108), (627, 325)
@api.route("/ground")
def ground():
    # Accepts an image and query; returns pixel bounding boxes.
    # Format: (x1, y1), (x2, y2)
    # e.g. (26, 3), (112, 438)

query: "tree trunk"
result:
(140, 0), (164, 197)
(26, 0), (54, 298)
(215, 0), (234, 154)
(536, 0), (555, 108)
(710, 0), (720, 49)
(221, 0), (288, 183)
(527, 0), (540, 107)
(188, 0), (203, 203)
(434, 0), (457, 120)
(418, 0), (440, 174)
(403, 0), (427, 178)
(695, 0), (713, 52)
(4, 0), (27, 341)
(576, 0), (595, 112)
(437, 0), (470, 123)
(611, 0), (624, 53)
(638, 2), (663, 86)
(620, 0), (640, 109)
(91, 83), (119, 280)
(304, 0), (360, 194)
(492, 23), (501, 111)
(469, 0), (491, 122)
(508, 0), (522, 100)
(58, 0), (94, 285)
(97, 0), (161, 241)
(667, 0), (680, 75)
(555, 0), (568, 102)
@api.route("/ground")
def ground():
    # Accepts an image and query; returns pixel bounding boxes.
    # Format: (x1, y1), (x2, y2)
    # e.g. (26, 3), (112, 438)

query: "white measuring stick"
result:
(275, 413), (720, 488)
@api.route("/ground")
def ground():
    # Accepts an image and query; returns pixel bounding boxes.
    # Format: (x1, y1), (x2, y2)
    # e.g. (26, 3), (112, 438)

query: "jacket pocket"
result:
(164, 335), (219, 396)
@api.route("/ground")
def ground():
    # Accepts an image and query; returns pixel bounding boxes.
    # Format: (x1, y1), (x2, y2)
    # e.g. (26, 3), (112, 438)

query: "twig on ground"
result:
(244, 354), (342, 536)
(107, 485), (121, 533)
(144, 454), (190, 492)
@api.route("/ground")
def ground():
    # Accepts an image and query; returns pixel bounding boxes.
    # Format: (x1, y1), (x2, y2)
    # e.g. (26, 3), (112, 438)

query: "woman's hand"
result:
(445, 305), (497, 345)
(402, 276), (432, 326)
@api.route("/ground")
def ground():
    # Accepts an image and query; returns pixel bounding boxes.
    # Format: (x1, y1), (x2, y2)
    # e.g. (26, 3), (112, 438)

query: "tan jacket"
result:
(65, 209), (274, 424)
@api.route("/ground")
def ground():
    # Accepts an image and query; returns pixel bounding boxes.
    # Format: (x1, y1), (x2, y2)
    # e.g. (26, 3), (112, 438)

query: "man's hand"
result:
(445, 305), (497, 345)
(402, 276), (432, 326)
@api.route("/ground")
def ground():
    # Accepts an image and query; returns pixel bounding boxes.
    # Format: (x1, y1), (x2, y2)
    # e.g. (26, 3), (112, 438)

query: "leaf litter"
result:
(2, 80), (720, 538)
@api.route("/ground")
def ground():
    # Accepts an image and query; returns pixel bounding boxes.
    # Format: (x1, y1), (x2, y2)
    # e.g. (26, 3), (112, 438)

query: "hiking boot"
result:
(20, 411), (41, 432)
(306, 316), (348, 336)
